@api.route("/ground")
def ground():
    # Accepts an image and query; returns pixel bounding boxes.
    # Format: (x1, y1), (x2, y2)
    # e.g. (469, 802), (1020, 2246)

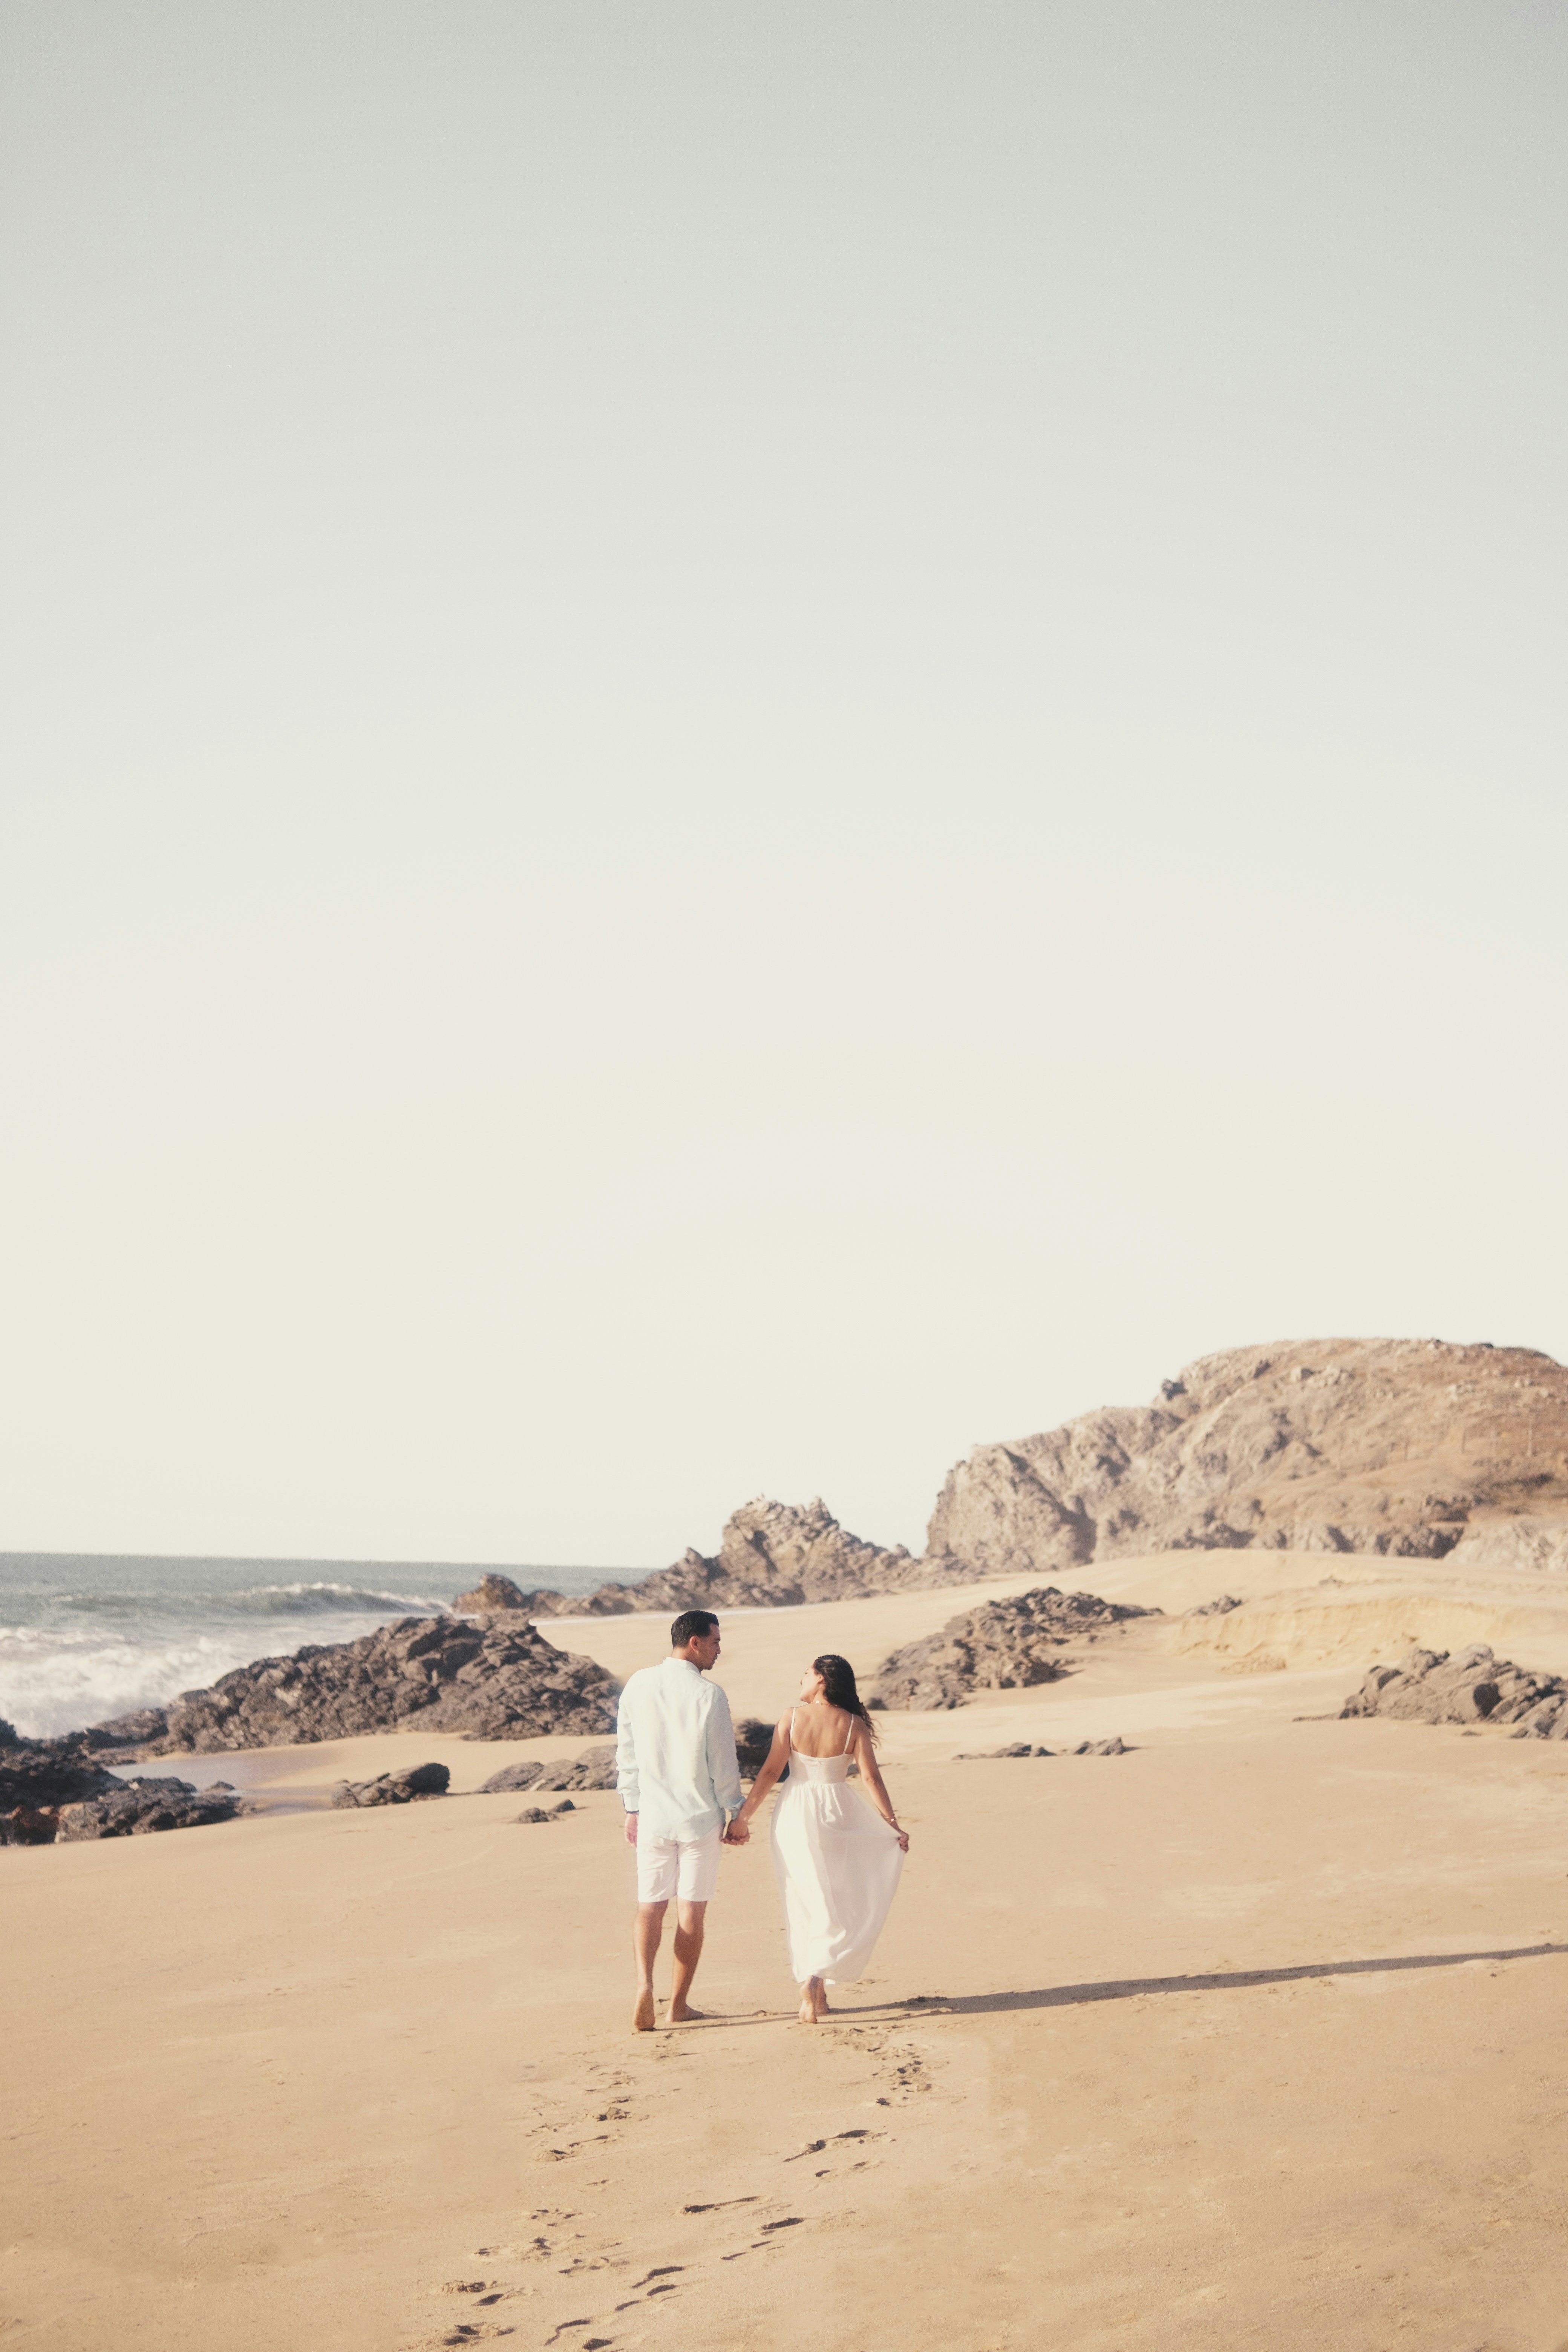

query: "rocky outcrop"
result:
(1339, 1643), (1568, 1732)
(80, 1707), (177, 1750)
(870, 1588), (1155, 1710)
(443, 1345), (1568, 1635)
(1, 1734), (132, 1842)
(452, 1573), (536, 1613)
(515, 1800), (577, 1824)
(115, 1615), (618, 1754)
(923, 1339), (1568, 1582)
(1442, 1517), (1568, 1577)
(958, 1737), (1129, 1757)
(470, 1498), (966, 1621)
(2, 1736), (126, 1815)
(479, 1748), (618, 1795)
(330, 1762), (451, 1807)
(57, 1776), (242, 1839)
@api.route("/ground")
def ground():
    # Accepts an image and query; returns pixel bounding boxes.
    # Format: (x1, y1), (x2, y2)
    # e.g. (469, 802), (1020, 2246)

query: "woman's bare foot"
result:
(632, 1988), (656, 2032)
(813, 1984), (832, 2018)
(666, 2003), (707, 2023)
(797, 1993), (817, 2023)
(798, 1975), (825, 2024)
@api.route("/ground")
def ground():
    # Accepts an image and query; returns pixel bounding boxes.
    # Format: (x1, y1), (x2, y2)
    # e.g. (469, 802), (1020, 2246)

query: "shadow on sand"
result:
(844, 1941), (1568, 2018)
(674, 1943), (1568, 2028)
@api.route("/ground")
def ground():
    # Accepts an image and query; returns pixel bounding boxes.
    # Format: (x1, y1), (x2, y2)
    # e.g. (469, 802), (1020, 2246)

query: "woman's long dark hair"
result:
(813, 1654), (879, 1744)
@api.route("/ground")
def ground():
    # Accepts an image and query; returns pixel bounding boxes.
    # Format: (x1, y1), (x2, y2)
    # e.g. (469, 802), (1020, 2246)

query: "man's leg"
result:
(667, 1900), (707, 2021)
(633, 1901), (668, 2032)
(666, 1830), (723, 2021)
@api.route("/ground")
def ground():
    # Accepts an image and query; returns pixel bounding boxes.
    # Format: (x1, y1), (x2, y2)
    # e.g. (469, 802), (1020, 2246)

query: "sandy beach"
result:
(8, 1565), (1568, 2351)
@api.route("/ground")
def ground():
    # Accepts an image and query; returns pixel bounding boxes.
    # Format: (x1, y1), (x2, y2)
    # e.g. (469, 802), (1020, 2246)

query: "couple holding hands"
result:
(616, 1609), (909, 2030)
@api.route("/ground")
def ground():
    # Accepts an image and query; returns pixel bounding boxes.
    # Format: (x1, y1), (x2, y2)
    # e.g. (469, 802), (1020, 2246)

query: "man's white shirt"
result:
(616, 1658), (743, 1841)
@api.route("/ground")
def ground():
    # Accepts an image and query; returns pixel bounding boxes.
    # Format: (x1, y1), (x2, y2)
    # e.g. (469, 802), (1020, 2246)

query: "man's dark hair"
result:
(670, 1609), (720, 1648)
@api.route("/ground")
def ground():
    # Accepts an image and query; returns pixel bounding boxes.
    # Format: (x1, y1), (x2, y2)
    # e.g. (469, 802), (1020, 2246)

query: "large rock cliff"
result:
(923, 1338), (1568, 1581)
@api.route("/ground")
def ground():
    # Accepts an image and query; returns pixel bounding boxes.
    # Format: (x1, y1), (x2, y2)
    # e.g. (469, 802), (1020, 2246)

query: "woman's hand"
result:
(892, 1826), (910, 1853)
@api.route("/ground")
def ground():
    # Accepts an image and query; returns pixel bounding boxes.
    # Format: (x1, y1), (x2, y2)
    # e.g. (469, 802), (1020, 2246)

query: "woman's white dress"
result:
(769, 1711), (904, 1986)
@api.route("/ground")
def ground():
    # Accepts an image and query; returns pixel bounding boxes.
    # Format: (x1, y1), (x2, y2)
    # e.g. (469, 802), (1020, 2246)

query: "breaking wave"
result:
(221, 1580), (449, 1616)
(0, 1554), (649, 1739)
(0, 1622), (273, 1741)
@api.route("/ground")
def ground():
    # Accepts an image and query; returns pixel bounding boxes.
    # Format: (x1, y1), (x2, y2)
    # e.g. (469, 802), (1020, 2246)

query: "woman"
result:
(732, 1653), (909, 2024)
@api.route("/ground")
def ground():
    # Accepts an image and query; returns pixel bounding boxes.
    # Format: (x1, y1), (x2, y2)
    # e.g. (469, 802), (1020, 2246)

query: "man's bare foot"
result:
(633, 1988), (656, 2031)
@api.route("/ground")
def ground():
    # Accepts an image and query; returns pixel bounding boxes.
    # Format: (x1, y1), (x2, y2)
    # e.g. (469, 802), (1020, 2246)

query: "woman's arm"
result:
(732, 1713), (793, 1831)
(853, 1721), (910, 1850)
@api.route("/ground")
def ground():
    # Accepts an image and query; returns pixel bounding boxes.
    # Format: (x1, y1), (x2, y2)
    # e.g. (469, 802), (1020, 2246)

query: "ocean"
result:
(0, 1553), (648, 1740)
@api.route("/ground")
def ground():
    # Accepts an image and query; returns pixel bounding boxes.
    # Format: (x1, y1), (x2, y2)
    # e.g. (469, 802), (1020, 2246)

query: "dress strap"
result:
(841, 1709), (856, 1757)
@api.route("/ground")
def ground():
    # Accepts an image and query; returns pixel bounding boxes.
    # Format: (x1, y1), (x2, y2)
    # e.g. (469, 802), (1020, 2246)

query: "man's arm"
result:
(706, 1685), (744, 1830)
(616, 1681), (640, 1844)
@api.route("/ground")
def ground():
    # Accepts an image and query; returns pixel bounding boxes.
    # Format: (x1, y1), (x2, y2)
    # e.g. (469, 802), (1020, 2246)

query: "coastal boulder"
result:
(870, 1587), (1155, 1710)
(125, 1615), (618, 1755)
(57, 1776), (242, 1839)
(1339, 1643), (1568, 1732)
(331, 1762), (451, 1807)
(733, 1717), (776, 1777)
(479, 1747), (619, 1795)
(2, 1735), (129, 1842)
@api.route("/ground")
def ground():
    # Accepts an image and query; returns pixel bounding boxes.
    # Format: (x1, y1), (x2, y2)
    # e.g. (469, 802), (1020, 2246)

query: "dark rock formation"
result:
(1339, 1643), (1568, 1732)
(80, 1707), (176, 1750)
(733, 1717), (776, 1778)
(870, 1588), (1155, 1710)
(923, 1339), (1568, 1581)
(1185, 1594), (1243, 1618)
(472, 1497), (967, 1621)
(331, 1762), (451, 1808)
(1, 1733), (132, 1841)
(119, 1615), (618, 1754)
(57, 1776), (242, 1840)
(2, 1737), (127, 1815)
(515, 1799), (577, 1823)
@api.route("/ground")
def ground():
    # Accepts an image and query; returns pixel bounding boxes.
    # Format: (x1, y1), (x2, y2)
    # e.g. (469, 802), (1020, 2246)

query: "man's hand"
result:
(723, 1817), (750, 1845)
(623, 1813), (638, 1846)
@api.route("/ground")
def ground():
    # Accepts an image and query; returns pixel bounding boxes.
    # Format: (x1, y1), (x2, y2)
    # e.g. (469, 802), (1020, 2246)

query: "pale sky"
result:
(2, 0), (1565, 1567)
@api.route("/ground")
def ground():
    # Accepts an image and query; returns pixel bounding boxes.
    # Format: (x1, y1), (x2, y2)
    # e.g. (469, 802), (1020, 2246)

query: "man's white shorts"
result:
(635, 1825), (723, 1905)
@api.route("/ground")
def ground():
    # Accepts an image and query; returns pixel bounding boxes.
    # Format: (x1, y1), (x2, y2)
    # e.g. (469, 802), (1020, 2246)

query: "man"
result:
(616, 1609), (747, 2032)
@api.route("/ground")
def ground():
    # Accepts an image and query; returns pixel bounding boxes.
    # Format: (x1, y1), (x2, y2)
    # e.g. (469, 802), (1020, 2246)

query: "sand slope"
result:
(7, 1580), (1568, 2352)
